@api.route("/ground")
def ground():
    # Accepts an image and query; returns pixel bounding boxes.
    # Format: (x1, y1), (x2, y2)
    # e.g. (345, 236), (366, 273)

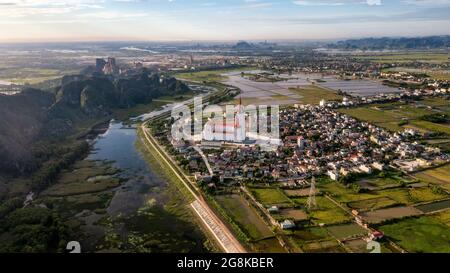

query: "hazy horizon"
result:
(0, 0), (449, 43)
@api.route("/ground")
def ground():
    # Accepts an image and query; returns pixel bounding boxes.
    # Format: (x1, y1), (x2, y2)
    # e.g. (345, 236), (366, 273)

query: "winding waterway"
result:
(88, 122), (168, 217)
(85, 103), (209, 252)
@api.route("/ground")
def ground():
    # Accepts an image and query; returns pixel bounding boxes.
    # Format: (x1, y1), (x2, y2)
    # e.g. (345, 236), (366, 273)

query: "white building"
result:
(372, 162), (385, 171)
(280, 220), (296, 230)
(359, 165), (373, 174)
(202, 104), (246, 142)
(327, 170), (340, 181)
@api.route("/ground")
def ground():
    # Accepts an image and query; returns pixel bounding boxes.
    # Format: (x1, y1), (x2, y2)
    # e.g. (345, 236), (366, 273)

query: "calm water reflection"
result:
(88, 121), (167, 216)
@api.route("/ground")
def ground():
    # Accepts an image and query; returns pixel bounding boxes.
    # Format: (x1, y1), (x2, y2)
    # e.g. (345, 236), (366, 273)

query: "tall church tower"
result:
(234, 97), (246, 142)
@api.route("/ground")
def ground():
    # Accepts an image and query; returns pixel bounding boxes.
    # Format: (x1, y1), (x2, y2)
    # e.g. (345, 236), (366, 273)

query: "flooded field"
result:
(360, 206), (422, 224)
(88, 122), (169, 216)
(223, 71), (304, 105)
(318, 77), (403, 97)
(416, 199), (450, 214)
(77, 115), (208, 252)
(223, 70), (403, 105)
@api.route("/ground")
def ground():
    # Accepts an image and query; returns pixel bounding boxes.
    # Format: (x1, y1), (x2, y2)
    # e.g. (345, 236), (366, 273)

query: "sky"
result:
(0, 0), (449, 42)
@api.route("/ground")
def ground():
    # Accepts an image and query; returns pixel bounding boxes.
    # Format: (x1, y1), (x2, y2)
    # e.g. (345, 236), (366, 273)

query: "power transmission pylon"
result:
(307, 177), (317, 210)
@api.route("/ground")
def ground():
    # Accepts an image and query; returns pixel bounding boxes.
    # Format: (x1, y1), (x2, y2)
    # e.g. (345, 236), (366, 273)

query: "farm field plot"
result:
(357, 176), (407, 190)
(414, 164), (450, 190)
(410, 120), (450, 135)
(339, 107), (403, 132)
(343, 239), (370, 253)
(301, 240), (346, 253)
(416, 199), (450, 214)
(355, 52), (450, 64)
(339, 107), (398, 123)
(319, 182), (377, 203)
(339, 99), (450, 134)
(377, 187), (447, 205)
(320, 180), (445, 207)
(429, 71), (450, 81)
(294, 196), (352, 225)
(279, 209), (308, 221)
(420, 97), (450, 107)
(343, 239), (395, 253)
(383, 67), (450, 81)
(0, 67), (79, 85)
(408, 187), (449, 203)
(289, 227), (330, 243)
(221, 70), (345, 106)
(215, 194), (273, 240)
(432, 210), (450, 227)
(326, 224), (367, 240)
(348, 197), (398, 212)
(284, 188), (315, 197)
(289, 85), (342, 105)
(175, 67), (255, 82)
(317, 77), (403, 97)
(288, 227), (333, 251)
(379, 216), (450, 253)
(253, 237), (287, 253)
(376, 188), (413, 205)
(248, 187), (292, 206)
(361, 206), (422, 224)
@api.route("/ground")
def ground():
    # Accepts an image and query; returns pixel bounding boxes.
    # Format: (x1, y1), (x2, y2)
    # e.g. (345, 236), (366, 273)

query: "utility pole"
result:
(307, 177), (317, 210)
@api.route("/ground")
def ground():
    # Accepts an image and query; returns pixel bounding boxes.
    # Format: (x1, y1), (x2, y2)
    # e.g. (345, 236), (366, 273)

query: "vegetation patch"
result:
(278, 209), (308, 221)
(248, 187), (292, 206)
(432, 210), (450, 227)
(326, 223), (367, 240)
(215, 194), (273, 240)
(301, 239), (346, 253)
(416, 199), (450, 214)
(348, 197), (398, 212)
(361, 206), (422, 224)
(253, 237), (287, 253)
(290, 85), (342, 105)
(414, 164), (450, 190)
(41, 160), (121, 197)
(294, 196), (352, 225)
(379, 216), (450, 253)
(175, 67), (254, 83)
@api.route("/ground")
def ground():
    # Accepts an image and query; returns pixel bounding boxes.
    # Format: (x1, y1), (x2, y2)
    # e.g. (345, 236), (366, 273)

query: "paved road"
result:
(192, 145), (214, 176)
(140, 123), (246, 253)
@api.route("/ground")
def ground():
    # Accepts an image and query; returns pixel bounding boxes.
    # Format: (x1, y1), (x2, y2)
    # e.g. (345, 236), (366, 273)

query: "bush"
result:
(0, 207), (70, 253)
(421, 114), (448, 124)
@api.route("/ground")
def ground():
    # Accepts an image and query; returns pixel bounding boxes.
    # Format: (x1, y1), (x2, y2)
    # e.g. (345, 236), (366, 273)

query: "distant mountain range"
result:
(0, 71), (189, 175)
(328, 36), (450, 50)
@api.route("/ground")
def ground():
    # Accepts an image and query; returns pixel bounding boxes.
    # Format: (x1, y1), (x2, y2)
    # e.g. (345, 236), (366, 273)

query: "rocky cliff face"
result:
(54, 72), (189, 115)
(0, 72), (190, 175)
(0, 89), (54, 173)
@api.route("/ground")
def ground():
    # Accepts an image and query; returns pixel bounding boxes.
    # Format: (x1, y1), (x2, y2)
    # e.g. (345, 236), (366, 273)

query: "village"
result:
(146, 73), (450, 252)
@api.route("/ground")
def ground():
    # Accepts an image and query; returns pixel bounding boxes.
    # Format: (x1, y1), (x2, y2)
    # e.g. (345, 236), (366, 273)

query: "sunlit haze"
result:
(0, 0), (450, 42)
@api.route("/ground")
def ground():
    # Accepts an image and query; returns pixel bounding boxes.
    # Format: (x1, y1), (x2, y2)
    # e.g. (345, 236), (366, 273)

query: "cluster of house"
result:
(317, 85), (450, 111)
(189, 104), (445, 184)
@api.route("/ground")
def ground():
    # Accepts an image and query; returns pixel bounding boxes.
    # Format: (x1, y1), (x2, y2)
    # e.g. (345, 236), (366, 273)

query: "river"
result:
(88, 122), (168, 217)
(84, 104), (209, 252)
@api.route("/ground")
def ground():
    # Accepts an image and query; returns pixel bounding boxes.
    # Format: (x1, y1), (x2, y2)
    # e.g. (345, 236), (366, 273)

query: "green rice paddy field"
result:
(379, 216), (450, 253)
(339, 98), (450, 134)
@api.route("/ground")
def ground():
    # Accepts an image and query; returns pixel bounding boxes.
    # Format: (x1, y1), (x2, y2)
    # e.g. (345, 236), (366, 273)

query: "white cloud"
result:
(366, 0), (381, 6)
(0, 0), (104, 18)
(402, 0), (450, 5)
(77, 11), (148, 19)
(293, 1), (344, 6)
(292, 0), (381, 6)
